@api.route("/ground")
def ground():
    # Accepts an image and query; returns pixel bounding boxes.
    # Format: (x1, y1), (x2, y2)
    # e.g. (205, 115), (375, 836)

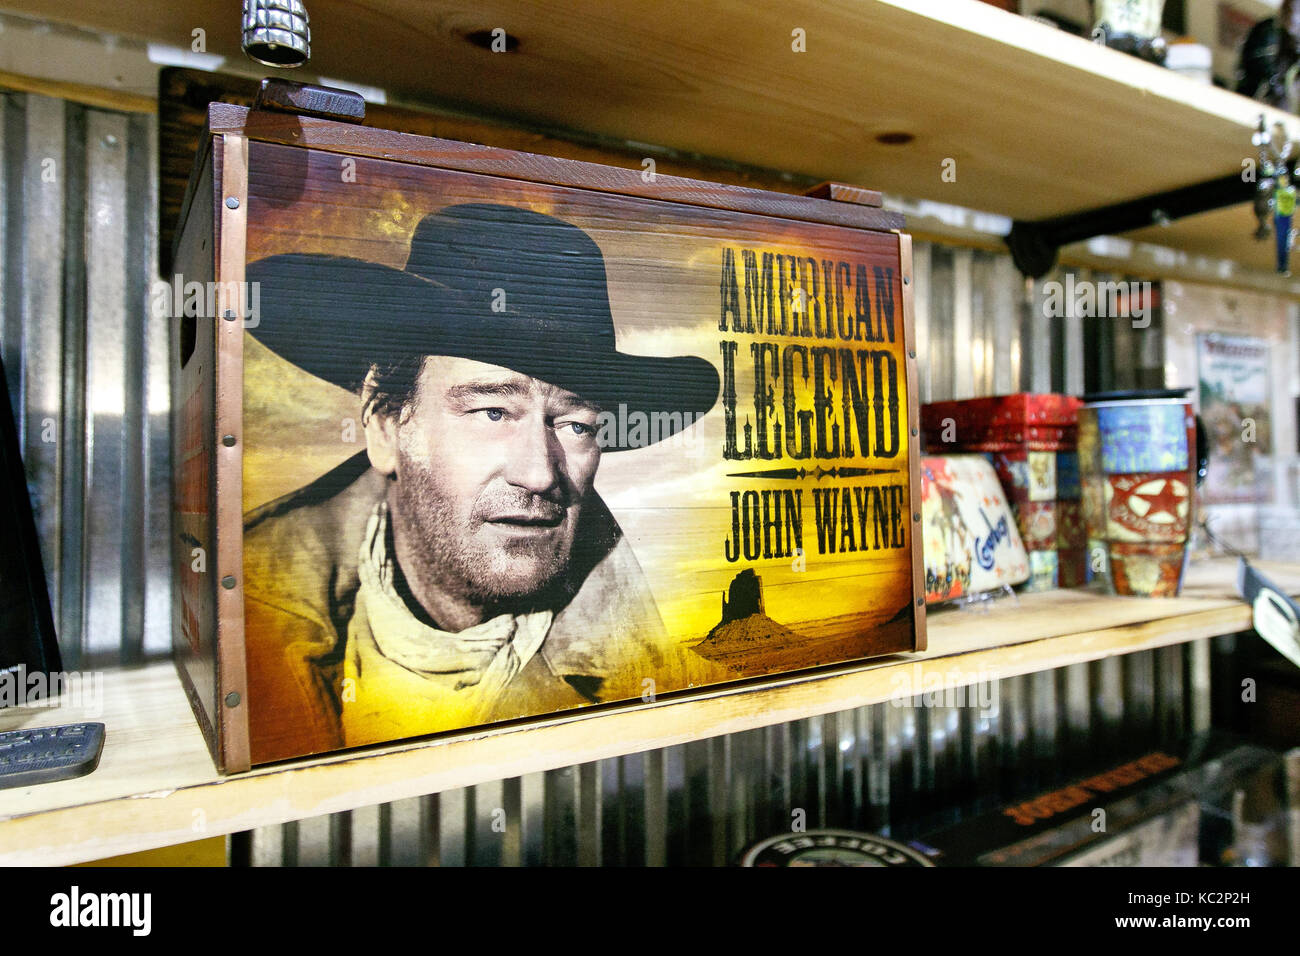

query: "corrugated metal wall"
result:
(0, 91), (170, 669)
(1, 89), (1210, 866)
(246, 647), (1205, 866)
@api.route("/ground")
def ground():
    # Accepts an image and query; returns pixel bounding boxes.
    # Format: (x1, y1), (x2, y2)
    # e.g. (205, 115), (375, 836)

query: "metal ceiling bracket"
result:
(1005, 172), (1256, 278)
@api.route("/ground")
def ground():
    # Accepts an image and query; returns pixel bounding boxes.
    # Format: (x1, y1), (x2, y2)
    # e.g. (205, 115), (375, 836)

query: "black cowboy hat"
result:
(245, 203), (719, 450)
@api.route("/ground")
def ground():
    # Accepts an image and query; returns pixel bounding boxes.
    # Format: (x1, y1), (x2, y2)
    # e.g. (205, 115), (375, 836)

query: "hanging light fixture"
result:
(242, 0), (310, 68)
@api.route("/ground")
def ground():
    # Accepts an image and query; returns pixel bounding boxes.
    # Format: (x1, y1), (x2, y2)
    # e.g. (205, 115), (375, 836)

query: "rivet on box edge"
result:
(224, 310), (236, 321)
(913, 513), (920, 522)
(916, 598), (923, 607)
(903, 275), (910, 285)
(908, 350), (916, 359)
(911, 428), (918, 436)
(225, 692), (241, 708)
(226, 196), (239, 209)
(222, 434), (236, 447)
(221, 575), (237, 589)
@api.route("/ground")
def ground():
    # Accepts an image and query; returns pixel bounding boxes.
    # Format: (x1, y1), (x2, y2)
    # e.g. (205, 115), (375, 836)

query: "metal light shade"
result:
(242, 0), (310, 67)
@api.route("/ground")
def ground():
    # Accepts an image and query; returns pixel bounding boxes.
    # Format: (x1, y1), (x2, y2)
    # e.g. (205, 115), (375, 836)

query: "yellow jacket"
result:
(242, 453), (721, 764)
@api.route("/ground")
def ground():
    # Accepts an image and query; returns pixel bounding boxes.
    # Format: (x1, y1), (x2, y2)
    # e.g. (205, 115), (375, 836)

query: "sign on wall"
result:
(1197, 333), (1271, 504)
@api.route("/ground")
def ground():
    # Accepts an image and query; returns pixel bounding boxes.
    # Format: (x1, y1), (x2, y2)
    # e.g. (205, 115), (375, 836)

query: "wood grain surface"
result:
(157, 69), (885, 273)
(28, 0), (1293, 214)
(228, 130), (921, 763)
(17, 2), (1296, 283)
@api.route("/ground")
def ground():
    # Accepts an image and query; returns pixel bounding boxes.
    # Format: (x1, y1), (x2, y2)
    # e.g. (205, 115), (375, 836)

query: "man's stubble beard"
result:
(389, 445), (581, 620)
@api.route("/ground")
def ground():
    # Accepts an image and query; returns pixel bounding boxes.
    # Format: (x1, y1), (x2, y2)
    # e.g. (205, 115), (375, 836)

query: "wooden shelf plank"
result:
(1111, 205), (1280, 277)
(10, 0), (1289, 283)
(1, 558), (1294, 866)
(11, 0), (1297, 273)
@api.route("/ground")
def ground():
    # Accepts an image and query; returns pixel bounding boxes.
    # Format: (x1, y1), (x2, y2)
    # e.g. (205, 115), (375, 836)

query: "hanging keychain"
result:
(1273, 168), (1295, 274)
(1252, 117), (1275, 240)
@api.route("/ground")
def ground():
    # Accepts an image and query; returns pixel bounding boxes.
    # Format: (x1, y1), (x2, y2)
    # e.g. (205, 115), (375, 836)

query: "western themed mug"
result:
(1077, 389), (1204, 597)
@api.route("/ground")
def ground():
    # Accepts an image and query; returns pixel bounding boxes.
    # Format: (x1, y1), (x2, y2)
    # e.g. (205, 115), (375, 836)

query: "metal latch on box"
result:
(252, 78), (366, 123)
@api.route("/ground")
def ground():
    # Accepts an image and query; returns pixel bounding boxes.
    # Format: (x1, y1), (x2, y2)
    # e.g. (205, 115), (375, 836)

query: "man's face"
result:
(382, 355), (602, 611)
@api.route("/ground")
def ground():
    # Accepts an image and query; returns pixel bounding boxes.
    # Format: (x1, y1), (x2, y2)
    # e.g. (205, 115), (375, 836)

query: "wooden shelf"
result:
(2, 557), (1296, 866)
(11, 0), (1300, 282)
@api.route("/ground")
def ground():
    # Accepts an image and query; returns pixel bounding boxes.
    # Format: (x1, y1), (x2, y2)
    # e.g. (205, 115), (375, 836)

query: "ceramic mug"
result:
(1078, 389), (1207, 597)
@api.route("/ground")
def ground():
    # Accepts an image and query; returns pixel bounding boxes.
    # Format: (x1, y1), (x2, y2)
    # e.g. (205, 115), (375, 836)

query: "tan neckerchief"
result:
(355, 502), (553, 701)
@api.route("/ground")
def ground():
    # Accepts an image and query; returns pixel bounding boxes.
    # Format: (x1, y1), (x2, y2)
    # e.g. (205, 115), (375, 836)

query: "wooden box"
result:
(170, 101), (924, 772)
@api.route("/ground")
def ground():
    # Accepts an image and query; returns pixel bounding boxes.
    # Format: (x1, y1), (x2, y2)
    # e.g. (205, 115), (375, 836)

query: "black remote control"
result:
(0, 722), (105, 789)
